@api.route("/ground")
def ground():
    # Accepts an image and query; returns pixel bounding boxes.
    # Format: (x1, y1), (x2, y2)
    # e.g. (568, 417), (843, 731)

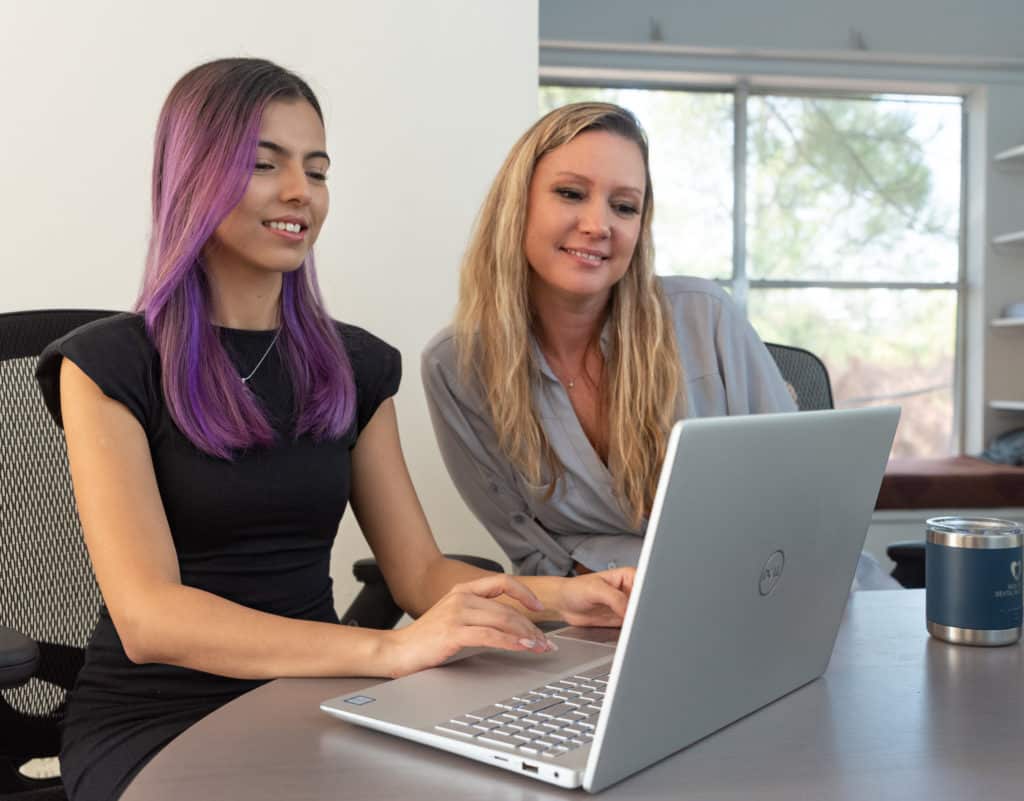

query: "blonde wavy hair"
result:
(455, 102), (683, 527)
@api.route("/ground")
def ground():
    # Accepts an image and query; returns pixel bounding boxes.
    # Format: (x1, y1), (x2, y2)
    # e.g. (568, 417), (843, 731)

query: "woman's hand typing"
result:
(381, 574), (558, 678)
(556, 567), (635, 627)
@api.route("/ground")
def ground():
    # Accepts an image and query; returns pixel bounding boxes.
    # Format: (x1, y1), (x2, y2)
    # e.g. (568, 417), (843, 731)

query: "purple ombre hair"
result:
(136, 58), (355, 459)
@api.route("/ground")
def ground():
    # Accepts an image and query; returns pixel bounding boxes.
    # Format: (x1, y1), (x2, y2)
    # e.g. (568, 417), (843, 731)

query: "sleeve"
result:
(35, 314), (157, 433)
(421, 337), (575, 577)
(337, 323), (402, 436)
(714, 299), (798, 415)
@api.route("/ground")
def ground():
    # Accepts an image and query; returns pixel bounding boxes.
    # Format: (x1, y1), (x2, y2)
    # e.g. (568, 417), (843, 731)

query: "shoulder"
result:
(57, 312), (152, 355)
(656, 274), (745, 330)
(421, 324), (468, 390)
(334, 320), (400, 363)
(657, 275), (732, 311)
(36, 313), (157, 429)
(332, 319), (402, 396)
(420, 324), (487, 410)
(37, 311), (154, 379)
(421, 324), (458, 373)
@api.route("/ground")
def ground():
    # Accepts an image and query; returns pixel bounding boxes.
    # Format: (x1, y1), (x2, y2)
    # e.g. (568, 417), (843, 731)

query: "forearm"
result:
(118, 582), (393, 680)
(402, 555), (492, 616)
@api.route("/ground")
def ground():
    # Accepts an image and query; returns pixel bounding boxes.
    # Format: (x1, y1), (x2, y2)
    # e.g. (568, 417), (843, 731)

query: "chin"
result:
(531, 264), (626, 303)
(561, 274), (621, 298)
(263, 258), (308, 274)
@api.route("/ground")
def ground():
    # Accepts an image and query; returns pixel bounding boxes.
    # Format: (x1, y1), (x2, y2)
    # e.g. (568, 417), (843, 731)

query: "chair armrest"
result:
(0, 624), (40, 689)
(886, 540), (926, 589)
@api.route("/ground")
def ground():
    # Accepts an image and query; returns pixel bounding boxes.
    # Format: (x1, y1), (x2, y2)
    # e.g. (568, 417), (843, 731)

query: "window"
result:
(540, 86), (963, 457)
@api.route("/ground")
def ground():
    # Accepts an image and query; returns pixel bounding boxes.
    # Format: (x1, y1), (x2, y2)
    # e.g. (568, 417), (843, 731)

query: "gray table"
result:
(122, 590), (1024, 800)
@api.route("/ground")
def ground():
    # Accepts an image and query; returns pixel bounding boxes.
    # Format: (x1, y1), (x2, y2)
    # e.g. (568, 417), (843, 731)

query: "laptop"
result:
(321, 406), (900, 792)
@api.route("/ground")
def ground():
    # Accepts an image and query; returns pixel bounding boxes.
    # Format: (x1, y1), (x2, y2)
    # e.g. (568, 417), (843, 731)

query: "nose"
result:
(280, 162), (312, 205)
(578, 200), (611, 239)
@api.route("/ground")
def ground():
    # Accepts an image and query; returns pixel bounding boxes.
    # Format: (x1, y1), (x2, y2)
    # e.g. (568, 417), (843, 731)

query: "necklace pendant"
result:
(566, 379), (575, 390)
(238, 329), (281, 385)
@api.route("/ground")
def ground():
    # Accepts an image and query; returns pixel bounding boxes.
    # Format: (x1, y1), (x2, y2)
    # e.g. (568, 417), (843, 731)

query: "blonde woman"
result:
(422, 103), (796, 578)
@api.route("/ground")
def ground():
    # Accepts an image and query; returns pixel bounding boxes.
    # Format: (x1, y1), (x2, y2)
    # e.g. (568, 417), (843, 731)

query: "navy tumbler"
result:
(926, 517), (1022, 646)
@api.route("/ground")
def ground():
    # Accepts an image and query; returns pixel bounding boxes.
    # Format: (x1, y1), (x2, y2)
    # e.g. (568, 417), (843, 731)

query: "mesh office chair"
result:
(1, 309), (117, 799)
(764, 343), (835, 412)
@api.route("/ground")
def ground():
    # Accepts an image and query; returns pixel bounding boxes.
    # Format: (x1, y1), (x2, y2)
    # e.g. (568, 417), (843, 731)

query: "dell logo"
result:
(759, 550), (785, 596)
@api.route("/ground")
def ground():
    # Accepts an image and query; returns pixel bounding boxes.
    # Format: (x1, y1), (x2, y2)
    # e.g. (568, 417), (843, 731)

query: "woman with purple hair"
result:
(35, 58), (633, 801)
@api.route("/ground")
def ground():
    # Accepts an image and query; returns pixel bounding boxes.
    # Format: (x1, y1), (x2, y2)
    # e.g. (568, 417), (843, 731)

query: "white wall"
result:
(2, 1), (539, 612)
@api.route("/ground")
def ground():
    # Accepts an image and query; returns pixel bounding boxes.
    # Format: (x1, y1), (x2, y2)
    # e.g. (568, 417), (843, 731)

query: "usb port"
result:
(522, 763), (539, 774)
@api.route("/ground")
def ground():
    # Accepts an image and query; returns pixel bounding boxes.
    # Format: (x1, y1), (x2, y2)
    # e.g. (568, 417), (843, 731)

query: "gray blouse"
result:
(421, 275), (797, 576)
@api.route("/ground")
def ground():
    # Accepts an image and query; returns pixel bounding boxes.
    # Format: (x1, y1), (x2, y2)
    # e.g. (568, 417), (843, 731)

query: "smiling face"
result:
(205, 98), (330, 279)
(523, 129), (646, 306)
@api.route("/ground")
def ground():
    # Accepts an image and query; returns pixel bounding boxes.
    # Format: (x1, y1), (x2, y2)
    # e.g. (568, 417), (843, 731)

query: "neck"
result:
(530, 283), (609, 365)
(204, 258), (284, 331)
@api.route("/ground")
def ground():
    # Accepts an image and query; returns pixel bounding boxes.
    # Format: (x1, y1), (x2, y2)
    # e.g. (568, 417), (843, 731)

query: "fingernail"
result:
(519, 638), (537, 648)
(545, 638), (559, 652)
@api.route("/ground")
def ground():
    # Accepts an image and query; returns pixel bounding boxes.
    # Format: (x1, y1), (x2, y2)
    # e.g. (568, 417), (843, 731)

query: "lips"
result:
(263, 217), (309, 234)
(261, 215), (311, 243)
(562, 247), (608, 265)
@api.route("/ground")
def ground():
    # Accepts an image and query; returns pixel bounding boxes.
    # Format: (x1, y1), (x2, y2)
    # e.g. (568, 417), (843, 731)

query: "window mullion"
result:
(732, 81), (749, 314)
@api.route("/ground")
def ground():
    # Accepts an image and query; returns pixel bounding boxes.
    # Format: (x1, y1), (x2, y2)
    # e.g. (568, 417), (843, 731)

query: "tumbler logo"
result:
(1012, 560), (1022, 582)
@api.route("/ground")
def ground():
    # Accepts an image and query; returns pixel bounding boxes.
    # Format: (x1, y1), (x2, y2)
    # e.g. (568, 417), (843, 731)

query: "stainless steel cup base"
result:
(927, 620), (1022, 646)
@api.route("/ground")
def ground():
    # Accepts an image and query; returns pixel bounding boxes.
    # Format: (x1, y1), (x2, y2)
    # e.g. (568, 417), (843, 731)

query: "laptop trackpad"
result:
(549, 626), (621, 646)
(441, 626), (618, 666)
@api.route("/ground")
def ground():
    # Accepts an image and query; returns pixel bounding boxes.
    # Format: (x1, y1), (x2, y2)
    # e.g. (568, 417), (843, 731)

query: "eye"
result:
(306, 170), (328, 182)
(253, 161), (274, 172)
(614, 202), (640, 216)
(555, 187), (584, 201)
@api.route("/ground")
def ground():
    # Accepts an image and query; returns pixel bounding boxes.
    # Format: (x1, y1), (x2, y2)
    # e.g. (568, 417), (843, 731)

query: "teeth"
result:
(268, 221), (302, 233)
(565, 248), (603, 264)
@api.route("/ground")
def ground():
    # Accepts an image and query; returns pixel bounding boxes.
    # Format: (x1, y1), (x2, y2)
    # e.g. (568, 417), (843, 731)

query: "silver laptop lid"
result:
(584, 406), (899, 791)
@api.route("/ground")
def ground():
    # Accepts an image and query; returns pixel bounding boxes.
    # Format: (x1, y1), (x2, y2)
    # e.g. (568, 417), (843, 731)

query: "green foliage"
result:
(748, 96), (958, 283)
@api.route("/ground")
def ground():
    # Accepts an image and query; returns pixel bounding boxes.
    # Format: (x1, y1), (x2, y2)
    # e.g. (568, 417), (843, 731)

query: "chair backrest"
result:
(0, 310), (119, 772)
(765, 343), (835, 411)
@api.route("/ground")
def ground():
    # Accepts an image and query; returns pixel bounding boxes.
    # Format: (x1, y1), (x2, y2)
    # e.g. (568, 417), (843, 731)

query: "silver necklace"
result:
(240, 329), (281, 384)
(547, 341), (593, 391)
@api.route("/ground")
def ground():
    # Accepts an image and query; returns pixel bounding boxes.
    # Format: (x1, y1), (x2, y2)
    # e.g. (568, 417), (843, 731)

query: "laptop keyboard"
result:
(433, 664), (610, 759)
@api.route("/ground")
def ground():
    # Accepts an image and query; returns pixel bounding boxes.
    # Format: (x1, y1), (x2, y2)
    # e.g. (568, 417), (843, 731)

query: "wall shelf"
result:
(991, 317), (1024, 327)
(990, 400), (1024, 411)
(993, 230), (1024, 245)
(994, 144), (1024, 163)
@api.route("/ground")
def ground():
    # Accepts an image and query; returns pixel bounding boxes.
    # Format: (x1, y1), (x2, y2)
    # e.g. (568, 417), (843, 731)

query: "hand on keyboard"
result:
(381, 574), (558, 678)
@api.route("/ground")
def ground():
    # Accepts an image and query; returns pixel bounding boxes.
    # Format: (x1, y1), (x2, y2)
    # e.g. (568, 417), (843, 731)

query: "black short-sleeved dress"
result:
(35, 313), (401, 801)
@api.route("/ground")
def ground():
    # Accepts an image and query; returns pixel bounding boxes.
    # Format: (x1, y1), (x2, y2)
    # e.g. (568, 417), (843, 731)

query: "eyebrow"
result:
(258, 140), (331, 165)
(553, 170), (643, 196)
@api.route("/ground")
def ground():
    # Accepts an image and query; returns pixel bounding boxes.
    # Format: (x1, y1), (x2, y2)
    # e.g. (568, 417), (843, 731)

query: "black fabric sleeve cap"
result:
(35, 313), (157, 433)
(336, 322), (402, 435)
